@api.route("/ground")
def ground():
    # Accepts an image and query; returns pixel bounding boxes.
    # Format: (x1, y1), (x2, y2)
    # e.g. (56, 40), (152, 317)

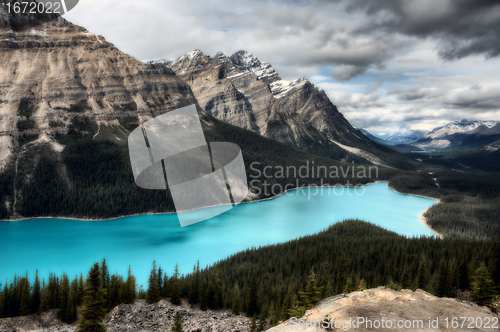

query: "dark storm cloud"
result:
(344, 0), (500, 60)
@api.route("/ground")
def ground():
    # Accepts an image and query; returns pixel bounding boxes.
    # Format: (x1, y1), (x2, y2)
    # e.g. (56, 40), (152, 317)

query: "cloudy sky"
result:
(65, 0), (500, 135)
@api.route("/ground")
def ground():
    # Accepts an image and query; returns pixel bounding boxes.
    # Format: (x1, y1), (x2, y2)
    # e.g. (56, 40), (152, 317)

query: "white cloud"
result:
(62, 0), (500, 133)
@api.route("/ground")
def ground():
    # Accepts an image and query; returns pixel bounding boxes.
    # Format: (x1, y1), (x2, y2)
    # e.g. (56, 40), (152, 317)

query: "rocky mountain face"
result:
(155, 50), (412, 167)
(0, 0), (196, 169)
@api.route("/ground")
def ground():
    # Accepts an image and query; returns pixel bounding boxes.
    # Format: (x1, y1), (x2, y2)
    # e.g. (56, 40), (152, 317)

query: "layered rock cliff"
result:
(0, 0), (196, 169)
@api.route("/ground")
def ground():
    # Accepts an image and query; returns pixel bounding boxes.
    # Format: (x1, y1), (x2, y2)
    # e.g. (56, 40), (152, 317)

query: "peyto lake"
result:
(0, 182), (438, 287)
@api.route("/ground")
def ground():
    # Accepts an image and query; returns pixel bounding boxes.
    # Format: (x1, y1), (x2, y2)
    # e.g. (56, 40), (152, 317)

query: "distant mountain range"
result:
(407, 119), (500, 152)
(360, 119), (500, 153)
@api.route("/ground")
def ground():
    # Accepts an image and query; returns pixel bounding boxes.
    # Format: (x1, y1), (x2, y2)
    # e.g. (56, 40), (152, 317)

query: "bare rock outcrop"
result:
(267, 287), (499, 332)
(0, 299), (253, 332)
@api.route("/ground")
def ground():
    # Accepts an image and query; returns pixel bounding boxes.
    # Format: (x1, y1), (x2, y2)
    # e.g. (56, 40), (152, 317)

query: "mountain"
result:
(0, 3), (402, 220)
(155, 50), (419, 169)
(0, 1), (198, 170)
(383, 129), (427, 144)
(357, 128), (396, 145)
(425, 119), (499, 139)
(406, 119), (500, 152)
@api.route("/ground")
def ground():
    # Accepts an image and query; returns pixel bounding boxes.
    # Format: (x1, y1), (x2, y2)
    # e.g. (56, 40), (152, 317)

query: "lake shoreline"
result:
(1, 181), (442, 238)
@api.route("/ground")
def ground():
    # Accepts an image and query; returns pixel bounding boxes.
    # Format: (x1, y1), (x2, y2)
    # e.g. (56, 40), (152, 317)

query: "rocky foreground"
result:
(0, 299), (252, 332)
(1, 288), (498, 332)
(269, 287), (499, 332)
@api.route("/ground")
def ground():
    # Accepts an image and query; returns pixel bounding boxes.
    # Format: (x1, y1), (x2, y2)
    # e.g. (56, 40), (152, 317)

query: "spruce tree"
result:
(77, 262), (107, 332)
(58, 273), (75, 323)
(31, 270), (41, 314)
(436, 260), (448, 297)
(146, 261), (160, 304)
(125, 266), (135, 304)
(318, 263), (331, 299)
(38, 281), (49, 314)
(19, 274), (30, 316)
(248, 270), (258, 317)
(400, 263), (411, 289)
(231, 282), (241, 315)
(471, 262), (495, 306)
(189, 262), (200, 305)
(171, 311), (184, 332)
(416, 255), (429, 291)
(335, 254), (348, 294)
(300, 268), (319, 308)
(170, 264), (181, 305)
(77, 273), (85, 306)
(100, 259), (110, 309)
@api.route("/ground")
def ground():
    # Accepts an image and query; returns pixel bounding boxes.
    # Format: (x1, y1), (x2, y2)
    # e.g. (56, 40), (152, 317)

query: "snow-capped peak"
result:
(229, 50), (280, 82)
(446, 119), (498, 131)
(424, 119), (499, 139)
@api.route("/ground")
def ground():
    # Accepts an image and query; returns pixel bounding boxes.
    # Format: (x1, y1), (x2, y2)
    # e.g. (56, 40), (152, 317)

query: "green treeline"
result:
(0, 259), (136, 326)
(144, 220), (499, 329)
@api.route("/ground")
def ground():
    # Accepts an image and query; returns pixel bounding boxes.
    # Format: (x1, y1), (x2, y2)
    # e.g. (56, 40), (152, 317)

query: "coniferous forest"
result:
(1, 220), (498, 329)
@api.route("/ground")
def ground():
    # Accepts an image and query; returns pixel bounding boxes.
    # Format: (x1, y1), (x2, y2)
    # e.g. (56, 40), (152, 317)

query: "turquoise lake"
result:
(0, 182), (437, 287)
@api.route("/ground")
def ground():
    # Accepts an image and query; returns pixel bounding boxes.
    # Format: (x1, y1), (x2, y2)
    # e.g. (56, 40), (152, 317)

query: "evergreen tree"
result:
(77, 262), (107, 332)
(491, 241), (500, 291)
(231, 282), (241, 315)
(171, 311), (184, 332)
(19, 274), (30, 316)
(199, 280), (207, 311)
(100, 259), (110, 309)
(436, 260), (448, 297)
(189, 262), (200, 305)
(299, 268), (320, 308)
(125, 266), (135, 304)
(170, 264), (181, 305)
(318, 263), (331, 299)
(58, 273), (76, 323)
(471, 262), (495, 306)
(416, 255), (429, 291)
(77, 273), (85, 306)
(31, 270), (41, 314)
(146, 261), (161, 304)
(335, 254), (348, 294)
(38, 281), (49, 314)
(400, 263), (411, 289)
(458, 262), (470, 291)
(248, 270), (258, 317)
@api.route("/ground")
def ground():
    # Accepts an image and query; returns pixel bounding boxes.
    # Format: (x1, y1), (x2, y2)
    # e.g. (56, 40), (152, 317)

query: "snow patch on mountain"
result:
(143, 58), (172, 66)
(270, 77), (308, 99)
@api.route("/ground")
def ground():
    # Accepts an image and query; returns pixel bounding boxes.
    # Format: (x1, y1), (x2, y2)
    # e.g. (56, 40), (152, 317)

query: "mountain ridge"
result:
(159, 49), (419, 169)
